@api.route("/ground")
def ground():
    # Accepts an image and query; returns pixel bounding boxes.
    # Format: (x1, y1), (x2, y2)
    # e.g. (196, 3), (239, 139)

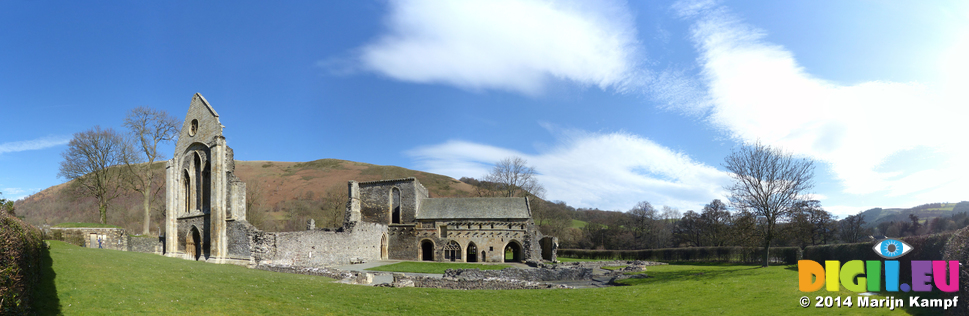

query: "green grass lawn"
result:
(33, 241), (941, 315)
(365, 261), (510, 274)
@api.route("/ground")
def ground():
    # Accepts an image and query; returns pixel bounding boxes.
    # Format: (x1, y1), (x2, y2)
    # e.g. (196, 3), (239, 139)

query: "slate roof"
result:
(416, 197), (531, 220)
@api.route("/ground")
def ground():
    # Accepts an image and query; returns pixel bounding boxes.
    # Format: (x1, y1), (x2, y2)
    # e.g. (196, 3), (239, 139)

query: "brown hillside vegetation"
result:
(16, 159), (477, 233)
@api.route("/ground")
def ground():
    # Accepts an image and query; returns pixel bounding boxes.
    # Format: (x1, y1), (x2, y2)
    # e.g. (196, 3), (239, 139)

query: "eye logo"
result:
(872, 239), (912, 259)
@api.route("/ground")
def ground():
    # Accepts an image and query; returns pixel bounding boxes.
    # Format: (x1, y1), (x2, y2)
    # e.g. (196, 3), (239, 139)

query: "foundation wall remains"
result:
(390, 273), (571, 290)
(443, 267), (593, 282)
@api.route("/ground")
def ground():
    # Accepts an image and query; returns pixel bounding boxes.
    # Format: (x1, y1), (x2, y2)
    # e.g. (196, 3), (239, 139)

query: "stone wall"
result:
(388, 224), (418, 260)
(127, 235), (164, 254)
(358, 178), (427, 225)
(226, 220), (254, 261)
(251, 222), (388, 267)
(443, 267), (593, 281)
(537, 260), (667, 269)
(390, 273), (571, 290)
(50, 227), (127, 250)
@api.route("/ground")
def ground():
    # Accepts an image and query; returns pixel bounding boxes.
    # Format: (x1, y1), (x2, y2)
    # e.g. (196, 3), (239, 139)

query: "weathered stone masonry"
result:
(163, 93), (392, 268)
(348, 178), (558, 263)
(162, 93), (557, 271)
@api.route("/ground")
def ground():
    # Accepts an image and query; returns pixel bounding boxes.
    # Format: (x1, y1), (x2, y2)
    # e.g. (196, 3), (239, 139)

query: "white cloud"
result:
(357, 0), (642, 95)
(0, 136), (70, 155)
(407, 128), (731, 211)
(666, 2), (969, 204)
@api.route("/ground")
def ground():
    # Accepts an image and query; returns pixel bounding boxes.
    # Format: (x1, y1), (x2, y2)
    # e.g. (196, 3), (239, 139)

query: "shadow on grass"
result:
(30, 246), (60, 315)
(619, 264), (762, 286)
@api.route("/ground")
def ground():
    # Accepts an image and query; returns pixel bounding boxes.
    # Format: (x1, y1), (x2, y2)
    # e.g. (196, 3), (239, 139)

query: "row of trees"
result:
(57, 107), (179, 235)
(481, 143), (857, 267)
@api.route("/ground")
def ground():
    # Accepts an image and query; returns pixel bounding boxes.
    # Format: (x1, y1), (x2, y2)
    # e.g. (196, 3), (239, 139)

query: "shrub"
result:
(0, 211), (45, 315)
(557, 247), (802, 265)
(802, 233), (953, 262)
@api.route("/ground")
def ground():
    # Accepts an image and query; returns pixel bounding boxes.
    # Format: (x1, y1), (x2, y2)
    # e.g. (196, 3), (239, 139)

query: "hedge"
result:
(558, 246), (802, 265)
(0, 210), (45, 315)
(802, 233), (954, 288)
(802, 233), (953, 263)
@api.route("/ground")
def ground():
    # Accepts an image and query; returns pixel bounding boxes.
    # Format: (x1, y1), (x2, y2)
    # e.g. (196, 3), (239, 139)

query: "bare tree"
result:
(700, 199), (731, 247)
(629, 201), (656, 248)
(58, 126), (134, 224)
(839, 213), (870, 243)
(674, 210), (705, 247)
(723, 141), (814, 267)
(483, 156), (546, 199)
(123, 106), (179, 235)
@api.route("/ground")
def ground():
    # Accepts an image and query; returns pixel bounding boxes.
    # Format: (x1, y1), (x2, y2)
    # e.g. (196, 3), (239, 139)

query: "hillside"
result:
(857, 201), (969, 228)
(15, 159), (477, 233)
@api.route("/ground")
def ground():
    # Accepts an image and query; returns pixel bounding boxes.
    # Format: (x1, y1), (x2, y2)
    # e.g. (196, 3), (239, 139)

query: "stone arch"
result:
(390, 187), (401, 224)
(504, 240), (523, 262)
(187, 226), (202, 261)
(466, 241), (478, 262)
(380, 234), (388, 260)
(420, 239), (435, 261)
(444, 240), (461, 262)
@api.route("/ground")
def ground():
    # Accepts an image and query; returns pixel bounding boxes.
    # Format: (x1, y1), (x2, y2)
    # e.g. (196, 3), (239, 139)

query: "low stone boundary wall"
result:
(443, 267), (593, 281)
(388, 273), (571, 290)
(539, 260), (667, 269)
(254, 264), (372, 283)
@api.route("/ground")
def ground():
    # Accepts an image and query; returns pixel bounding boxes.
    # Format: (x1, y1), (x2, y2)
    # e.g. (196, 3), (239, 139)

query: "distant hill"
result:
(856, 201), (969, 227)
(15, 159), (478, 233)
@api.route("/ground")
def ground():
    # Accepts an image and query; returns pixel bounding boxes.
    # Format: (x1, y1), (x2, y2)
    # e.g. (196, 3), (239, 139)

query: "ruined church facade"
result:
(164, 93), (556, 267)
(163, 93), (250, 264)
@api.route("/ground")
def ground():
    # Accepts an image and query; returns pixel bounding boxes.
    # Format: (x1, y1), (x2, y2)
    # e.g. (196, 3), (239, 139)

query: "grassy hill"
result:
(15, 159), (478, 233)
(858, 201), (969, 228)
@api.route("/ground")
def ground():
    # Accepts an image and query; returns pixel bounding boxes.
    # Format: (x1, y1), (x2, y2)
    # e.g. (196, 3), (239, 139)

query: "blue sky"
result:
(2, 0), (967, 218)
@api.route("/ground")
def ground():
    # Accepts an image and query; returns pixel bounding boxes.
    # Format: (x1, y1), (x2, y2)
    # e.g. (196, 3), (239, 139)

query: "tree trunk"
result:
(762, 235), (772, 267)
(99, 202), (108, 225)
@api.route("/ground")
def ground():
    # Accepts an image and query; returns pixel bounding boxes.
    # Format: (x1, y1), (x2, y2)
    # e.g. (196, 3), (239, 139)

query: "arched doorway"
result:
(187, 226), (202, 261)
(444, 240), (461, 262)
(481, 251), (486, 263)
(420, 240), (434, 261)
(504, 240), (522, 262)
(380, 234), (388, 260)
(466, 242), (478, 262)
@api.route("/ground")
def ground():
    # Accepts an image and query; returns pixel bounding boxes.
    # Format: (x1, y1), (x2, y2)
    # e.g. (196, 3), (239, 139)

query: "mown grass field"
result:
(32, 241), (945, 315)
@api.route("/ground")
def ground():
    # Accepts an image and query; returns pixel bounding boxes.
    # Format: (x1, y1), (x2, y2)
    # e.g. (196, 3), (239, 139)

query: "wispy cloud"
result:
(665, 1), (969, 204)
(356, 0), (643, 95)
(0, 135), (71, 155)
(407, 127), (731, 211)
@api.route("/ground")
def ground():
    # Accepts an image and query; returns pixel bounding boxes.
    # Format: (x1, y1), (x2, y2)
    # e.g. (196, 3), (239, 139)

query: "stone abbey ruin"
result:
(163, 93), (558, 268)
